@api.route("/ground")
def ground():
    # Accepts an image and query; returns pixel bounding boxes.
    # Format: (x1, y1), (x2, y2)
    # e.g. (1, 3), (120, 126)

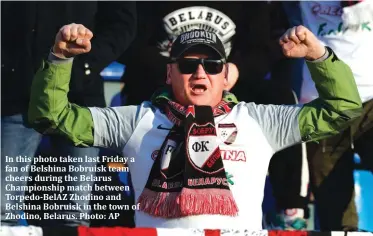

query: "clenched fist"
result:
(280, 25), (326, 61)
(53, 23), (93, 58)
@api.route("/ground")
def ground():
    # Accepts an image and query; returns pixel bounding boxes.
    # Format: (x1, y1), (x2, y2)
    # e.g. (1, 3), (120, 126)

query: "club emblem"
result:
(187, 123), (224, 174)
(218, 123), (238, 145)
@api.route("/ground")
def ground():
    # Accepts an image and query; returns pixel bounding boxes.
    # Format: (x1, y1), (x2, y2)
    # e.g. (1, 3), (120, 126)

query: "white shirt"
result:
(89, 102), (302, 229)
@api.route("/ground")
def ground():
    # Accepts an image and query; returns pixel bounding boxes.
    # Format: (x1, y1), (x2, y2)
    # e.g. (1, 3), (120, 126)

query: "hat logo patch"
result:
(180, 30), (217, 44)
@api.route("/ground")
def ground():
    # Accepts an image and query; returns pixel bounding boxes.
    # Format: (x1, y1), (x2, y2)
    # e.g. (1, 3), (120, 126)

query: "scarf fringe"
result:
(138, 189), (181, 218)
(138, 188), (239, 218)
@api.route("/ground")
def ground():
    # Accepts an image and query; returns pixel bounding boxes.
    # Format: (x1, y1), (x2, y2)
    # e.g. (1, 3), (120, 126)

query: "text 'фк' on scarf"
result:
(137, 88), (239, 218)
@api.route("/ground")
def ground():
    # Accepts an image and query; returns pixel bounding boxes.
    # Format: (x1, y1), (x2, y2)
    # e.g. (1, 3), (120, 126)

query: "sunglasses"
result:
(170, 58), (226, 75)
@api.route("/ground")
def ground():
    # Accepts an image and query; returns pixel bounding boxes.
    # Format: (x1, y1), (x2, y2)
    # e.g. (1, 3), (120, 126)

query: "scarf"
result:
(137, 88), (239, 218)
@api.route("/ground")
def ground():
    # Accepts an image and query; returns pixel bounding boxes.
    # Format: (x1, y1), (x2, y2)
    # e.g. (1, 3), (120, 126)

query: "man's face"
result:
(166, 48), (228, 107)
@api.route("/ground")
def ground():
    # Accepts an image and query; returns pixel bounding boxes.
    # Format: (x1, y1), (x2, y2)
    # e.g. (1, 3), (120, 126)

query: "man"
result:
(117, 2), (301, 229)
(1, 2), (136, 227)
(28, 23), (362, 229)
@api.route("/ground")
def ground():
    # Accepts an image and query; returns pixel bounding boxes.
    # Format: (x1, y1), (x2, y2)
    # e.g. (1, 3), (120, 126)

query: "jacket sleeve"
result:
(298, 48), (363, 142)
(28, 59), (95, 147)
(28, 56), (149, 150)
(246, 48), (363, 152)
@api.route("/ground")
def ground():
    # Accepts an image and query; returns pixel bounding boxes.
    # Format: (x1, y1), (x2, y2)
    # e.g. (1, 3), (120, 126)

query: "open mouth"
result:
(191, 84), (207, 94)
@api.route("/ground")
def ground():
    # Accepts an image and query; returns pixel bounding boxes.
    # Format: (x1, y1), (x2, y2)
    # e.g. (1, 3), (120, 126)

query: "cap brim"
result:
(174, 43), (226, 60)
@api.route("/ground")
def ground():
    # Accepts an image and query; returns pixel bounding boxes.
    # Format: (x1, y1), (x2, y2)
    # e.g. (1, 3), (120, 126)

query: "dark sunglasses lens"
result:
(178, 60), (199, 74)
(203, 60), (223, 74)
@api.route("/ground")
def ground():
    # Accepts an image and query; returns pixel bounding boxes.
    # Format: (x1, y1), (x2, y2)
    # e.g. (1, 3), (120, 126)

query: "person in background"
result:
(280, 0), (373, 230)
(1, 2), (136, 227)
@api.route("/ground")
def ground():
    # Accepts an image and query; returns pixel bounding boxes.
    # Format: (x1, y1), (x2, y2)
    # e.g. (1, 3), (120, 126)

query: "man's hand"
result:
(53, 23), (93, 58)
(279, 25), (326, 61)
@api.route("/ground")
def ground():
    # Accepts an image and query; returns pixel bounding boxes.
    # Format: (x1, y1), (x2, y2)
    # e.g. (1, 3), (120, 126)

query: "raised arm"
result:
(28, 24), (95, 147)
(246, 26), (363, 152)
(28, 24), (144, 150)
(297, 48), (362, 142)
(29, 57), (95, 147)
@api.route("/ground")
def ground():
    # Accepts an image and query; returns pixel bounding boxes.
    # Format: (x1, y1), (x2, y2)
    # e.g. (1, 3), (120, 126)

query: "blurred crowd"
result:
(1, 0), (372, 231)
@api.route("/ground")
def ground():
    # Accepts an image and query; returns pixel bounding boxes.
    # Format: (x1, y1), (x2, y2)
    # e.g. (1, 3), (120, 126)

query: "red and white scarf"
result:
(137, 89), (239, 218)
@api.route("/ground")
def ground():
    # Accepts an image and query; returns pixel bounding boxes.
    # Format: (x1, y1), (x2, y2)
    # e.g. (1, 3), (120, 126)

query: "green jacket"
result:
(28, 49), (362, 148)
